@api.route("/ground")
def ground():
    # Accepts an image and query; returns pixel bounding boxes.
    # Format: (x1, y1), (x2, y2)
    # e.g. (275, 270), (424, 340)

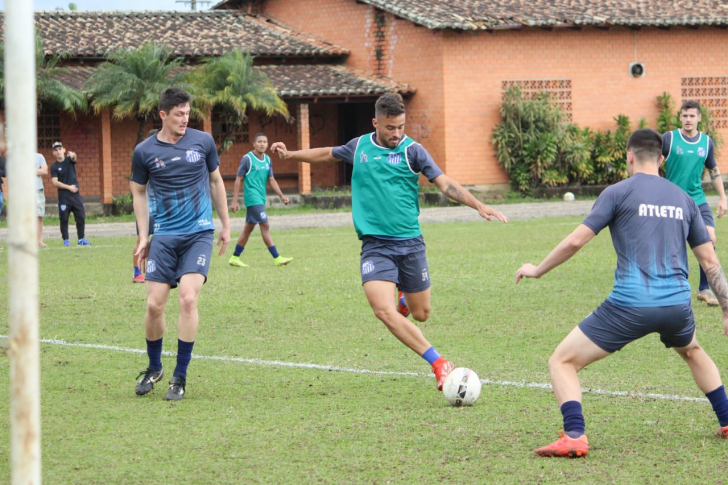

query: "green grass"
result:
(2, 217), (728, 482)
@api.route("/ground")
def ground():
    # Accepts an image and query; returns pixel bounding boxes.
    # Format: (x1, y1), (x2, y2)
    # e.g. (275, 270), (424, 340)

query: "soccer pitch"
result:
(2, 216), (728, 483)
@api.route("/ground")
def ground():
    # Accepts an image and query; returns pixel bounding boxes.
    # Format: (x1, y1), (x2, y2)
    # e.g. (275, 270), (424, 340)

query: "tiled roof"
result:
(0, 10), (348, 59)
(355, 0), (728, 30)
(54, 64), (414, 99)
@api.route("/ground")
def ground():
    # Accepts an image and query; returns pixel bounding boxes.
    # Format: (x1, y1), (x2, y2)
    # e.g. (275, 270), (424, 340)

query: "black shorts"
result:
(578, 299), (695, 353)
(698, 203), (715, 228)
(360, 236), (431, 293)
(144, 231), (214, 288)
(245, 204), (268, 224)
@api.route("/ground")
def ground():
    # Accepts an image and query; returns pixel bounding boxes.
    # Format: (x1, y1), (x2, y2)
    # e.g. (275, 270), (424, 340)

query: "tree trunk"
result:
(136, 116), (148, 146)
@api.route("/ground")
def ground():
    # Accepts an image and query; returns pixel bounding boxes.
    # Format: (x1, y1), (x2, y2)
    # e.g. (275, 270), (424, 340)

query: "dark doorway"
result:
(337, 102), (375, 186)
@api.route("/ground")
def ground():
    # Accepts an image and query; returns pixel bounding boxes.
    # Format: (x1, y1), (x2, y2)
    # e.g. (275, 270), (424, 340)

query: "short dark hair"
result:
(253, 133), (267, 141)
(680, 100), (701, 113)
(375, 93), (405, 118)
(159, 88), (192, 113)
(627, 128), (663, 162)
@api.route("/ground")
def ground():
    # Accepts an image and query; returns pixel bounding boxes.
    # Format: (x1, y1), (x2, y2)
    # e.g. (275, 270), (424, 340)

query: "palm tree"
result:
(85, 42), (192, 145)
(0, 35), (87, 116)
(189, 49), (289, 154)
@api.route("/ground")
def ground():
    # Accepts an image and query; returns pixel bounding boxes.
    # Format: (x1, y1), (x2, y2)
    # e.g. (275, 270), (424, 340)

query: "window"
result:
(37, 107), (61, 149)
(212, 107), (248, 145)
(681, 76), (728, 129)
(502, 79), (572, 120)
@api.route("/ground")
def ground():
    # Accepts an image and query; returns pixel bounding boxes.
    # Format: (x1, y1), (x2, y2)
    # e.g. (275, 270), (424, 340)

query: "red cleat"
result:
(132, 274), (146, 283)
(397, 291), (410, 317)
(535, 430), (589, 458)
(718, 425), (728, 438)
(431, 357), (455, 391)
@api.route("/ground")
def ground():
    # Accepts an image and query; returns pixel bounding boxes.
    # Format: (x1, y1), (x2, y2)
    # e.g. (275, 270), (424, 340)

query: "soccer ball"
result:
(442, 367), (482, 407)
(563, 192), (575, 202)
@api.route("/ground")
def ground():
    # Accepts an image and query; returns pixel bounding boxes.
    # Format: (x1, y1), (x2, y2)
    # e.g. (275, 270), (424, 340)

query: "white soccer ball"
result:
(442, 367), (482, 407)
(563, 192), (575, 202)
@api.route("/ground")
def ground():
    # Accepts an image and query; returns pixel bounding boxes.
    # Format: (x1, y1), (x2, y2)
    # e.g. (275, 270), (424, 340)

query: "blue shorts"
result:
(578, 299), (695, 353)
(246, 205), (268, 224)
(698, 203), (715, 228)
(145, 231), (214, 288)
(135, 216), (156, 236)
(360, 236), (431, 293)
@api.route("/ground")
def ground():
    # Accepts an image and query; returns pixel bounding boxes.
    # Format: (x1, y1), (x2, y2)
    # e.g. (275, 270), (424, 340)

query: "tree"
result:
(0, 35), (87, 116)
(85, 42), (191, 145)
(189, 49), (289, 154)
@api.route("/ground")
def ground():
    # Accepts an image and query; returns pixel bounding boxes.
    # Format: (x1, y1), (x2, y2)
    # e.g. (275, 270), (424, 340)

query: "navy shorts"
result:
(145, 231), (214, 288)
(578, 299), (695, 353)
(698, 203), (715, 228)
(359, 236), (431, 293)
(246, 204), (268, 224)
(135, 216), (156, 236)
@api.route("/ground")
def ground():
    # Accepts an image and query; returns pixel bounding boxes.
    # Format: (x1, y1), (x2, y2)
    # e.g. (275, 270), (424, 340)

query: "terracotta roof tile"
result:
(0, 10), (349, 58)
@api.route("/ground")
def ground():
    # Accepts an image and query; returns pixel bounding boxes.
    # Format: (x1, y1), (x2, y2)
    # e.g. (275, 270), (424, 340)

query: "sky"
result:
(0, 0), (214, 11)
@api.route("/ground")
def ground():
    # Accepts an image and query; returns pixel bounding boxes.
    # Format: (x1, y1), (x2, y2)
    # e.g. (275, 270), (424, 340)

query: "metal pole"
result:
(4, 0), (41, 483)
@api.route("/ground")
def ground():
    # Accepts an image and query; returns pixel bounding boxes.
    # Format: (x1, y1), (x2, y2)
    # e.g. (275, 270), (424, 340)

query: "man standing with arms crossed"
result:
(130, 88), (230, 401)
(271, 93), (507, 391)
(663, 100), (727, 306)
(517, 129), (728, 458)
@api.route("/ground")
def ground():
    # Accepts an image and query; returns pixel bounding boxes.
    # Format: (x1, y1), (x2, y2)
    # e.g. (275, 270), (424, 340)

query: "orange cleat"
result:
(132, 273), (146, 283)
(718, 426), (728, 438)
(535, 430), (589, 458)
(397, 291), (410, 317)
(432, 357), (455, 391)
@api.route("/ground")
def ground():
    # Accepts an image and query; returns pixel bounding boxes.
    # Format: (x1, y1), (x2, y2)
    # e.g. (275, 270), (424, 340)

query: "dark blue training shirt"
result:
(332, 134), (444, 182)
(131, 128), (219, 236)
(583, 173), (711, 307)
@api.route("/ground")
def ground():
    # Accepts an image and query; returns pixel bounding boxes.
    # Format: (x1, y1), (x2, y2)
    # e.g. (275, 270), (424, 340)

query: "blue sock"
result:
(706, 385), (728, 427)
(421, 346), (441, 365)
(234, 244), (244, 257)
(399, 293), (407, 306)
(146, 338), (163, 371)
(268, 245), (280, 258)
(699, 264), (710, 291)
(134, 266), (142, 277)
(173, 339), (195, 378)
(560, 400), (585, 438)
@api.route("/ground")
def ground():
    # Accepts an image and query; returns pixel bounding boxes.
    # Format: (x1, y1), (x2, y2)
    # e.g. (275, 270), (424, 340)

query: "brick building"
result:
(217, 0), (728, 188)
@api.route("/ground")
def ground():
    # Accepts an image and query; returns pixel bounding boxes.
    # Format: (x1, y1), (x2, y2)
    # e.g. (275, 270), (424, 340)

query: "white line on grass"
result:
(0, 335), (708, 403)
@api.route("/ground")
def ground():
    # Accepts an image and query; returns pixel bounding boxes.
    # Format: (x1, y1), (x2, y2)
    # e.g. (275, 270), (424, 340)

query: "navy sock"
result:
(706, 385), (728, 427)
(134, 266), (142, 277)
(560, 400), (585, 438)
(421, 346), (441, 365)
(173, 339), (195, 378)
(699, 264), (710, 291)
(234, 244), (244, 257)
(268, 245), (280, 258)
(146, 338), (163, 371)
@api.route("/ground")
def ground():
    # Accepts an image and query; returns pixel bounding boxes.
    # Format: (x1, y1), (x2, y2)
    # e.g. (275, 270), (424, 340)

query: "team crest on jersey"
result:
(698, 147), (706, 157)
(676, 146), (683, 155)
(362, 260), (374, 275)
(359, 152), (368, 163)
(387, 153), (401, 165)
(186, 149), (201, 163)
(154, 158), (165, 169)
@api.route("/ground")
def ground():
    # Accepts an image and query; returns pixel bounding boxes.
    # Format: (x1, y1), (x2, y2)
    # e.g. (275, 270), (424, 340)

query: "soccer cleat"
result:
(132, 273), (146, 283)
(135, 368), (164, 396)
(718, 425), (728, 438)
(432, 357), (455, 391)
(78, 238), (91, 246)
(535, 430), (589, 458)
(397, 291), (410, 317)
(697, 289), (719, 307)
(165, 376), (186, 401)
(228, 255), (249, 267)
(274, 256), (293, 266)
(63, 239), (70, 247)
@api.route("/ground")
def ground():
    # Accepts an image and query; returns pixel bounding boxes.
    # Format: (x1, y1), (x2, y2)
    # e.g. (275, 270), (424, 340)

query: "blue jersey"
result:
(131, 128), (220, 236)
(582, 173), (711, 307)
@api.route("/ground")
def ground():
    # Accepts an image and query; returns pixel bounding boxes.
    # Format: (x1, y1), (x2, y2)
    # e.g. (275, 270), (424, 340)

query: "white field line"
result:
(0, 335), (708, 403)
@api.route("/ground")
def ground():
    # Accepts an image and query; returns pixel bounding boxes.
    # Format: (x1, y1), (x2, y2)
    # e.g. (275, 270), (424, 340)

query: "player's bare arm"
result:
(269, 177), (289, 205)
(209, 168), (231, 255)
(231, 175), (243, 212)
(516, 224), (596, 283)
(51, 177), (78, 193)
(432, 174), (508, 223)
(709, 166), (727, 218)
(693, 242), (728, 333)
(68, 151), (77, 162)
(130, 180), (150, 268)
(270, 142), (339, 164)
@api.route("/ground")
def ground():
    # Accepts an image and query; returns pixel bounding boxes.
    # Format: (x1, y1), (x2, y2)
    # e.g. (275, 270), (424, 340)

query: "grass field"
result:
(2, 215), (728, 483)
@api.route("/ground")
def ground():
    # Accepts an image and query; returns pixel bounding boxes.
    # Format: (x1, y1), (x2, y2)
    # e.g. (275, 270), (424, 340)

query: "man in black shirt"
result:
(50, 141), (90, 246)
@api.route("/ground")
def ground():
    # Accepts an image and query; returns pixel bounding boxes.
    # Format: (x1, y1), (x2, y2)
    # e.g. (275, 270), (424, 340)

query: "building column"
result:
(296, 103), (311, 195)
(100, 109), (113, 210)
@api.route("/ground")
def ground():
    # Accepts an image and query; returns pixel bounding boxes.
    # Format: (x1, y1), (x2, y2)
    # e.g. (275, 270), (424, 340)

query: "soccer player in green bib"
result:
(663, 101), (727, 306)
(229, 133), (293, 267)
(271, 93), (508, 391)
